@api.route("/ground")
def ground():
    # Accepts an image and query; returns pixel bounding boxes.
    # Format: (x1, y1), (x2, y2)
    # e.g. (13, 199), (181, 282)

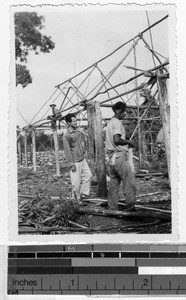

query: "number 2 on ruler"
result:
(142, 279), (148, 287)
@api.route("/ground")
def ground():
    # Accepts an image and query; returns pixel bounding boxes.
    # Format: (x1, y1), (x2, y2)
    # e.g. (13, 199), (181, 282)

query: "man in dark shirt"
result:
(63, 113), (92, 202)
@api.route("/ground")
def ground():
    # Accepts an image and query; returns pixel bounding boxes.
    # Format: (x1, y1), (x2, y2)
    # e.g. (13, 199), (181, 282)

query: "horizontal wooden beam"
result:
(100, 104), (159, 109)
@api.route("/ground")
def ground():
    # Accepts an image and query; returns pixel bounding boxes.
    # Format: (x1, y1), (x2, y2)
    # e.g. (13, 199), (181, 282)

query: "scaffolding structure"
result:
(17, 14), (170, 195)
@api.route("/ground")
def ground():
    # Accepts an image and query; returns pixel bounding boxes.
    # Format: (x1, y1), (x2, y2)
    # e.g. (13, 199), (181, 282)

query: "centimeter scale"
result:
(8, 244), (186, 295)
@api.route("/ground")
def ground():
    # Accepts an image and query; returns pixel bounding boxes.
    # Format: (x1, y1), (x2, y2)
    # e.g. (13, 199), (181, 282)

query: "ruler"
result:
(7, 244), (186, 295)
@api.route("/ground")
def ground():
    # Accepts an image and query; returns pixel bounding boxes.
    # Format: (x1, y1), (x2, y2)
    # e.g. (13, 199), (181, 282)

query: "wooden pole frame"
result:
(32, 128), (37, 172)
(55, 15), (168, 88)
(21, 16), (169, 180)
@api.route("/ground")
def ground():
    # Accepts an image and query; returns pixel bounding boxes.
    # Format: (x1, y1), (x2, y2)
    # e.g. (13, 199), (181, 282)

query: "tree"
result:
(15, 12), (55, 88)
(16, 64), (32, 88)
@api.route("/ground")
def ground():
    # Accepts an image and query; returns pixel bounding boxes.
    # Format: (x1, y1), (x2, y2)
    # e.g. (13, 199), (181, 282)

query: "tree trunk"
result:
(157, 75), (170, 181)
(93, 101), (107, 197)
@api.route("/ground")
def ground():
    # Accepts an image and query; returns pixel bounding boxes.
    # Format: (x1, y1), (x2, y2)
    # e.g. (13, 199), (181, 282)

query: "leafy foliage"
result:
(15, 12), (55, 88)
(16, 64), (32, 88)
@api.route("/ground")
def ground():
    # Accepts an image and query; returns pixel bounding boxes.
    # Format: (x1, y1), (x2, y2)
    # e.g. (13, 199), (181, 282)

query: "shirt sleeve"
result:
(63, 134), (74, 167)
(112, 119), (123, 136)
(81, 132), (86, 154)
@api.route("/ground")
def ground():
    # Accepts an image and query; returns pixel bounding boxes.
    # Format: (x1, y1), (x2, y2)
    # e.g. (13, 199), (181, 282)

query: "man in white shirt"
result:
(105, 101), (136, 211)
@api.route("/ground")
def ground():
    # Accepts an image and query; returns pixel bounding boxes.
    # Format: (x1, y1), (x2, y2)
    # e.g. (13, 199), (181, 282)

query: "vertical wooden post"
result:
(50, 104), (60, 176)
(134, 42), (142, 168)
(157, 75), (170, 180)
(17, 130), (22, 165)
(53, 129), (60, 176)
(50, 134), (53, 149)
(32, 128), (37, 172)
(93, 101), (107, 197)
(87, 103), (96, 178)
(29, 143), (33, 166)
(24, 130), (28, 169)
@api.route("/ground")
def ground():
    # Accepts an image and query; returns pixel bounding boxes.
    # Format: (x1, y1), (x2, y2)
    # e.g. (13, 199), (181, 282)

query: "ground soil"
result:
(18, 151), (171, 235)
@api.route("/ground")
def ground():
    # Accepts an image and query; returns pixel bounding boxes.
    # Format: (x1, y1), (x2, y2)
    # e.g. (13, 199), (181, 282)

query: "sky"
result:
(13, 6), (169, 129)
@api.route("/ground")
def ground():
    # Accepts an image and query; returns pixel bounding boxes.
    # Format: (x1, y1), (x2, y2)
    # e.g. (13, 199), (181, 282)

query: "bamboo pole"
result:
(93, 101), (107, 197)
(56, 15), (168, 88)
(100, 104), (159, 109)
(32, 129), (37, 172)
(145, 11), (156, 67)
(70, 83), (85, 102)
(91, 37), (141, 99)
(95, 65), (125, 102)
(24, 130), (28, 169)
(99, 61), (169, 96)
(100, 83), (146, 105)
(54, 62), (168, 116)
(59, 86), (76, 111)
(134, 41), (142, 167)
(140, 36), (168, 72)
(59, 66), (96, 111)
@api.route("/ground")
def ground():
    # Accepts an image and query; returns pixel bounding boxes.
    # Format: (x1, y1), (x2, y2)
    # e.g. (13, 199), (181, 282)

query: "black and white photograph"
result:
(9, 4), (176, 238)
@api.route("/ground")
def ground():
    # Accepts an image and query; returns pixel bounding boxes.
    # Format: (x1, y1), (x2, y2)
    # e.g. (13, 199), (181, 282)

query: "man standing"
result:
(63, 113), (92, 202)
(105, 101), (136, 211)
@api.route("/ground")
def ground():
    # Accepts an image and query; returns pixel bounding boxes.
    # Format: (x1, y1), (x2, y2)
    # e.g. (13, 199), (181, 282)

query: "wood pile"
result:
(19, 195), (79, 233)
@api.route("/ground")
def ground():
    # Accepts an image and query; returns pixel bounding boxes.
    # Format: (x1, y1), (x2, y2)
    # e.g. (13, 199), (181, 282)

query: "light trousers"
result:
(70, 159), (92, 197)
(108, 150), (136, 210)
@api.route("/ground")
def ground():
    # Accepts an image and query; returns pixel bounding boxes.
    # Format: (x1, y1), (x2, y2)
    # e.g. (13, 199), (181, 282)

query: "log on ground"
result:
(77, 206), (171, 221)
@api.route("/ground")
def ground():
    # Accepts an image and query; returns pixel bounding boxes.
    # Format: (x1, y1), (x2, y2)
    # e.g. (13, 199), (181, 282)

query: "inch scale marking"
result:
(7, 244), (186, 295)
(8, 274), (186, 295)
